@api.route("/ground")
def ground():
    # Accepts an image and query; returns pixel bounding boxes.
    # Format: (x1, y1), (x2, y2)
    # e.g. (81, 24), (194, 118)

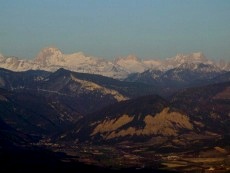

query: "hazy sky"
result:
(0, 0), (230, 60)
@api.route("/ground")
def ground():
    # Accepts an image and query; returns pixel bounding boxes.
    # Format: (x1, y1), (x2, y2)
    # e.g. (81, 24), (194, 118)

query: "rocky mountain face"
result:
(0, 47), (229, 80)
(170, 81), (230, 133)
(0, 67), (157, 99)
(66, 95), (193, 143)
(0, 68), (159, 141)
(59, 81), (230, 152)
(1, 67), (229, 142)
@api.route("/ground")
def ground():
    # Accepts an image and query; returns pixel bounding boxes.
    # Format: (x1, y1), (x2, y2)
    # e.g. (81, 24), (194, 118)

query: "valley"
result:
(0, 53), (230, 172)
(37, 139), (230, 173)
(1, 0), (230, 172)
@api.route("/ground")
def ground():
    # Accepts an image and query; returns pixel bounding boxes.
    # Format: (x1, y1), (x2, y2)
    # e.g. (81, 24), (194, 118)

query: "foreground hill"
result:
(0, 68), (158, 140)
(1, 67), (229, 147)
(0, 68), (158, 112)
(171, 81), (230, 134)
(60, 81), (230, 152)
(0, 88), (79, 140)
(0, 67), (229, 172)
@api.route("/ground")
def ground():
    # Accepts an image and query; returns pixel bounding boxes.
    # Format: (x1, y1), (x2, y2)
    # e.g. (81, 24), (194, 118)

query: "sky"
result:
(0, 0), (230, 60)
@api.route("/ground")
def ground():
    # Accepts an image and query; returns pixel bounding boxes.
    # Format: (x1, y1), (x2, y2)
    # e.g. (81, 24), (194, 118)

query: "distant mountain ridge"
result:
(125, 62), (227, 89)
(0, 47), (229, 79)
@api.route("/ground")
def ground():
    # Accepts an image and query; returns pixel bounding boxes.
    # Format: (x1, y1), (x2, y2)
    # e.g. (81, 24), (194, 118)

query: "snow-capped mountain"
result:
(162, 52), (230, 71)
(166, 52), (210, 64)
(125, 59), (228, 90)
(114, 54), (162, 74)
(34, 47), (128, 79)
(0, 47), (229, 79)
(114, 55), (146, 73)
(160, 62), (223, 83)
(0, 47), (128, 79)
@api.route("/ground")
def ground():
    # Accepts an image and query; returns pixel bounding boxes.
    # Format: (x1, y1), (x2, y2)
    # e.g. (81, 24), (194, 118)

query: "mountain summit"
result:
(35, 47), (64, 66)
(172, 52), (207, 63)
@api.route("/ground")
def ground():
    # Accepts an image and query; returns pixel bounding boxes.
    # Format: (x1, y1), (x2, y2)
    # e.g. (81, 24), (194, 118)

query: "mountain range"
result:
(0, 49), (230, 172)
(0, 67), (159, 141)
(0, 47), (229, 79)
(1, 67), (229, 146)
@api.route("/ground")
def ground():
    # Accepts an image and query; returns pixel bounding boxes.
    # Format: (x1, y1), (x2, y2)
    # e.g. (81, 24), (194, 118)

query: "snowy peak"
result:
(167, 52), (209, 64)
(0, 48), (229, 79)
(32, 47), (128, 78)
(114, 55), (147, 73)
(177, 62), (221, 73)
(158, 52), (215, 71)
(34, 47), (63, 65)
